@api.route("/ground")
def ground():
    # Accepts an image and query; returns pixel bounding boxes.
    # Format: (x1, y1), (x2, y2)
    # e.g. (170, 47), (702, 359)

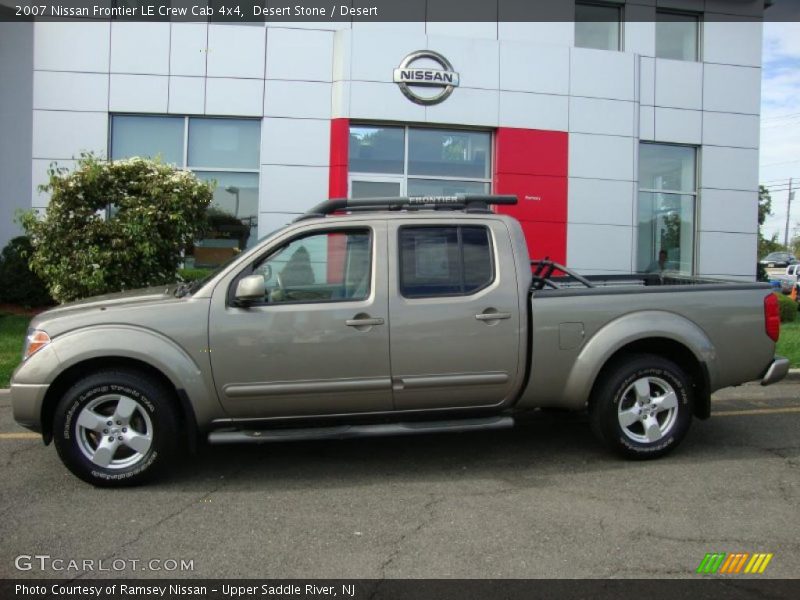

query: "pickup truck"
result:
(10, 195), (789, 486)
(771, 264), (800, 295)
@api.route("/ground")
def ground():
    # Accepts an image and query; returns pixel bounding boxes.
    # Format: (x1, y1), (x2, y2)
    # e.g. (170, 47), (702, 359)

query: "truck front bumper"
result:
(10, 382), (49, 433)
(761, 356), (790, 386)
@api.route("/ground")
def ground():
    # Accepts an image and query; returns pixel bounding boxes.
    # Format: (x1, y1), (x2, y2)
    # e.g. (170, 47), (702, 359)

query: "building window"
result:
(399, 226), (494, 298)
(637, 144), (697, 275)
(575, 1), (622, 51)
(110, 115), (261, 267)
(656, 11), (700, 61)
(348, 125), (491, 198)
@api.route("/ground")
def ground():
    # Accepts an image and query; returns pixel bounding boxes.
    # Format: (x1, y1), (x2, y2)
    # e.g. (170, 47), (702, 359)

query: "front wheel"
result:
(590, 354), (693, 459)
(53, 369), (180, 486)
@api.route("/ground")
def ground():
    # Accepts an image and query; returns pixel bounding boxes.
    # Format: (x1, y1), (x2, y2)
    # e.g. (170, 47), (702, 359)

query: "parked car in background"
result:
(760, 252), (798, 269)
(772, 264), (800, 295)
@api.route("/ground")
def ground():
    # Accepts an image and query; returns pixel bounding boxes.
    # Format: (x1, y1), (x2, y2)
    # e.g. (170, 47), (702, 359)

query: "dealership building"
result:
(0, 1), (767, 278)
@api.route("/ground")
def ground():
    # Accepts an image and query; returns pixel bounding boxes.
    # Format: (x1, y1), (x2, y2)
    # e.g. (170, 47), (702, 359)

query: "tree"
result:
(0, 236), (54, 307)
(758, 184), (772, 227)
(791, 234), (800, 258)
(21, 155), (213, 303)
(758, 185), (784, 258)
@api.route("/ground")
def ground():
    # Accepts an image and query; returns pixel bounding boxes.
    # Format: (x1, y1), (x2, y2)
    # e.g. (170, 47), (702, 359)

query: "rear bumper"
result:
(10, 382), (49, 433)
(761, 357), (790, 386)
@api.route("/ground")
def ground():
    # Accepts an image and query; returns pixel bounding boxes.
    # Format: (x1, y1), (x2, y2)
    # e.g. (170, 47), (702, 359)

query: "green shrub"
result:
(0, 236), (55, 307)
(21, 155), (213, 303)
(776, 292), (797, 323)
(756, 263), (769, 282)
(177, 268), (214, 282)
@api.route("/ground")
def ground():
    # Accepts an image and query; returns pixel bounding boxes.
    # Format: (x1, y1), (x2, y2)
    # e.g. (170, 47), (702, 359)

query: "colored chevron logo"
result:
(696, 552), (774, 574)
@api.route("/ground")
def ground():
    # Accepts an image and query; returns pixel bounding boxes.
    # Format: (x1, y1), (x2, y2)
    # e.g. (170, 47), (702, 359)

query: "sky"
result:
(760, 20), (800, 243)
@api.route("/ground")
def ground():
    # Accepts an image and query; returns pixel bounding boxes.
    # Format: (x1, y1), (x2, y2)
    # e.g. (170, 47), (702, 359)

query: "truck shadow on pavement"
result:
(159, 410), (800, 490)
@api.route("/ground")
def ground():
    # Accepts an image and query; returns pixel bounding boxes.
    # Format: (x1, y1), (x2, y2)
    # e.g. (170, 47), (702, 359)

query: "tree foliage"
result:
(0, 236), (54, 307)
(758, 185), (784, 259)
(21, 155), (213, 303)
(758, 184), (772, 227)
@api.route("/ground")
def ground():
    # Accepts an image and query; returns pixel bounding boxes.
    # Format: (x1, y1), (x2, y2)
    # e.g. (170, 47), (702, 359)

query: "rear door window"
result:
(399, 226), (493, 298)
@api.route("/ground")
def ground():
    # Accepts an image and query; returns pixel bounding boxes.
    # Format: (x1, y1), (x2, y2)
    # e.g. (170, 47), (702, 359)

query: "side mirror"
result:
(234, 274), (265, 304)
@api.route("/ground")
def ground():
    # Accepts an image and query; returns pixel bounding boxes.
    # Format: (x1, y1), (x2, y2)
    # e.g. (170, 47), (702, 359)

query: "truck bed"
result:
(519, 266), (773, 412)
(532, 270), (765, 294)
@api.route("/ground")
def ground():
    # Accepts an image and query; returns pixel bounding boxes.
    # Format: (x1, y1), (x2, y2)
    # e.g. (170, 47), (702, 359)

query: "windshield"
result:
(765, 253), (789, 260)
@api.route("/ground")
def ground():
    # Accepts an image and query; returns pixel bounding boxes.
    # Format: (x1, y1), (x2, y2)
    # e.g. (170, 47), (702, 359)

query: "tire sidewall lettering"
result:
(612, 368), (688, 449)
(59, 382), (159, 480)
(597, 358), (693, 458)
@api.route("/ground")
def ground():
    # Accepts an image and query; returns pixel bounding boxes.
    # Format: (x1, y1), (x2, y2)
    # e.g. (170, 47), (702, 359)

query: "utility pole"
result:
(785, 178), (795, 249)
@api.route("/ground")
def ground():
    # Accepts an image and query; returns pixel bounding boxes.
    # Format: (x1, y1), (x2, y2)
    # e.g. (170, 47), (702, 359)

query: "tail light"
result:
(764, 293), (780, 342)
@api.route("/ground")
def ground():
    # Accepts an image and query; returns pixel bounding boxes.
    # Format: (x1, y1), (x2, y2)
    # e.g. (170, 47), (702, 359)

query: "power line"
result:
(761, 176), (800, 184)
(762, 159), (800, 167)
(762, 111), (800, 121)
(762, 121), (800, 130)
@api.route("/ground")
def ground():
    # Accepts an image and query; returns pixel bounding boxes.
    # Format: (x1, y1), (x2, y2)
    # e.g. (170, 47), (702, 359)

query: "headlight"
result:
(22, 329), (51, 361)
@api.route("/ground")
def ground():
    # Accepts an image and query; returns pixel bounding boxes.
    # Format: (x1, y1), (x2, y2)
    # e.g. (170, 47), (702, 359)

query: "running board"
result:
(207, 415), (514, 444)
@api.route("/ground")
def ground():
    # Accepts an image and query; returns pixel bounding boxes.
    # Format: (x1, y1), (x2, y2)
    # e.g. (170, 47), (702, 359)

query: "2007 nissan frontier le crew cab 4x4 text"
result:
(10, 195), (789, 486)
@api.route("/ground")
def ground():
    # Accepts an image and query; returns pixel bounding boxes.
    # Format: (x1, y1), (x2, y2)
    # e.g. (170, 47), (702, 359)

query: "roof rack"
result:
(295, 194), (518, 222)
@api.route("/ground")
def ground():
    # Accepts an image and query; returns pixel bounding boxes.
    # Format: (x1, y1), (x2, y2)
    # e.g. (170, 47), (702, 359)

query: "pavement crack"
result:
(1, 441), (40, 469)
(68, 468), (242, 581)
(759, 446), (800, 469)
(375, 493), (444, 583)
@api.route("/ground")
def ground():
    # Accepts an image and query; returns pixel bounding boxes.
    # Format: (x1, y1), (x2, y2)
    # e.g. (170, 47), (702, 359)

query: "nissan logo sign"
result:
(393, 50), (460, 106)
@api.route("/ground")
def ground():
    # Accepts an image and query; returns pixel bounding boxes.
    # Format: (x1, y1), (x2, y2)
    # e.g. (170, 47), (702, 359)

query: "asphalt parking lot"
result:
(0, 382), (798, 580)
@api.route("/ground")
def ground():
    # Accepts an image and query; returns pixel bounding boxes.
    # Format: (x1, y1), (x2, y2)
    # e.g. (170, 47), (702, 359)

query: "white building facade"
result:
(0, 0), (766, 278)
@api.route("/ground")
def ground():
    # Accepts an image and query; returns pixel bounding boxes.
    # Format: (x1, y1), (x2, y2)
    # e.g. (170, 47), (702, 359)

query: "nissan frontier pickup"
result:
(10, 195), (789, 485)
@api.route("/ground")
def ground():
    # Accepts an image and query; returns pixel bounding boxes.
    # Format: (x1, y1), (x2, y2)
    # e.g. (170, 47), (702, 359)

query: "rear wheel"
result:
(590, 354), (693, 459)
(53, 370), (180, 486)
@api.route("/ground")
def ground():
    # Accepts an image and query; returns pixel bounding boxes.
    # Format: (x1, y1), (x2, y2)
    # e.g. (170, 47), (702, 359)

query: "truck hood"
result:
(30, 285), (177, 329)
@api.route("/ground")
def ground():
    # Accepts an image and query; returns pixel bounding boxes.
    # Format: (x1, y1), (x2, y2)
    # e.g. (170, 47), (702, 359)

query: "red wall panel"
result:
(494, 174), (567, 222)
(494, 127), (568, 265)
(328, 118), (349, 199)
(518, 220), (567, 264)
(495, 128), (568, 177)
(327, 119), (350, 281)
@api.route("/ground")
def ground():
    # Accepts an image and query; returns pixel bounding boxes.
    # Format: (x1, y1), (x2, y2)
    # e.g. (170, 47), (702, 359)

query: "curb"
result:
(785, 368), (800, 382)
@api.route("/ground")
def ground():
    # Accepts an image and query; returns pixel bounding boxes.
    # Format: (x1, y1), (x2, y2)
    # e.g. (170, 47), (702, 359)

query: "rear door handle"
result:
(475, 312), (512, 321)
(346, 317), (385, 327)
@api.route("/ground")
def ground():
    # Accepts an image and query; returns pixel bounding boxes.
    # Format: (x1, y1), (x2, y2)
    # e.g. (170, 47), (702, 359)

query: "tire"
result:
(590, 354), (693, 460)
(53, 369), (180, 486)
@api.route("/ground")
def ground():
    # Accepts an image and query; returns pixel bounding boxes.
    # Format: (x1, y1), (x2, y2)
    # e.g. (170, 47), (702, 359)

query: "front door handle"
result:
(475, 312), (512, 321)
(346, 316), (385, 327)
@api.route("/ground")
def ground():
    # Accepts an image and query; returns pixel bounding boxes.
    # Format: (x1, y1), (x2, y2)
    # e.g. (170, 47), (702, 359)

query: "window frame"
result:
(637, 142), (700, 275)
(655, 9), (702, 62)
(109, 114), (261, 176)
(348, 124), (493, 198)
(398, 224), (496, 300)
(227, 226), (374, 308)
(574, 0), (624, 52)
